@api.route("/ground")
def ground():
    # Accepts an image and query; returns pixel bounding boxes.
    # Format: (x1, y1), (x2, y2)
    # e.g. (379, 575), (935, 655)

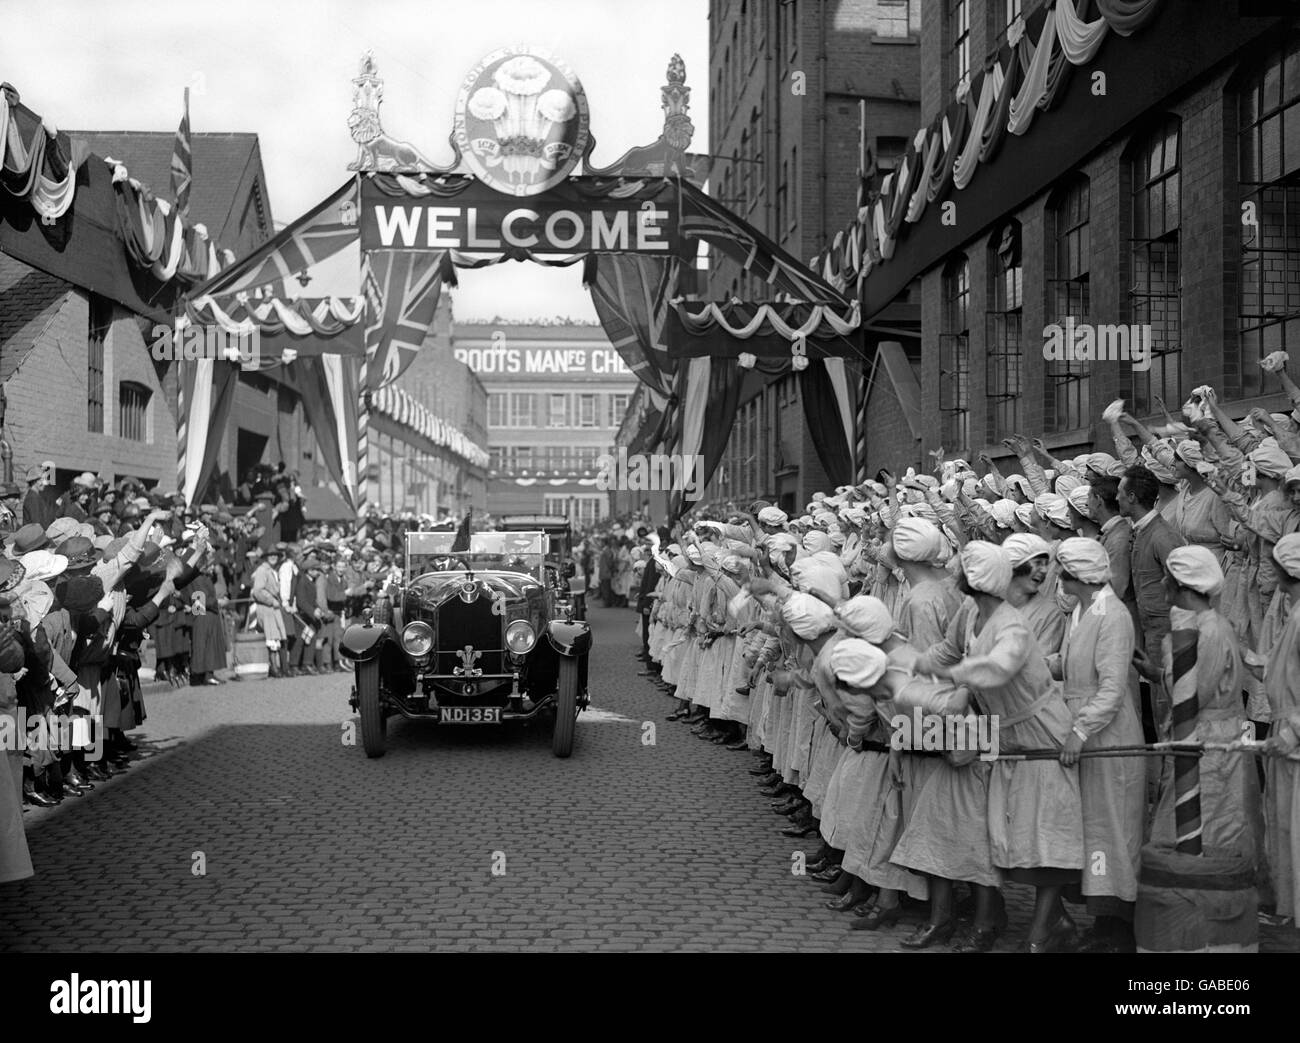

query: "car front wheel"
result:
(357, 658), (387, 758)
(551, 656), (579, 758)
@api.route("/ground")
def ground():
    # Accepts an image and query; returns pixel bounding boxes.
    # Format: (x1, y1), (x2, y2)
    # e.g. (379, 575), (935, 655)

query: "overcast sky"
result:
(4, 0), (709, 320)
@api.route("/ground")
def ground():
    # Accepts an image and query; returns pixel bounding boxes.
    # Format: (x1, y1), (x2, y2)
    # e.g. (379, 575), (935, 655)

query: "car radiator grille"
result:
(432, 597), (504, 679)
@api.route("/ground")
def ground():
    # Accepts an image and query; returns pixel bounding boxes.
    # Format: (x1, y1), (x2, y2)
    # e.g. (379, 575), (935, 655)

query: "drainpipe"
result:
(0, 386), (10, 483)
(818, 0), (828, 251)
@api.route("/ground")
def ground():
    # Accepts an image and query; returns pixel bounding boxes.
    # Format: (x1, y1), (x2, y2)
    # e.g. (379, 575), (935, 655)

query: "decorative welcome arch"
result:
(182, 48), (866, 518)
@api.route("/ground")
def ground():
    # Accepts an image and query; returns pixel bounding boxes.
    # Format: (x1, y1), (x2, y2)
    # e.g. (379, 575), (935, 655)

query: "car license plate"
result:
(439, 706), (501, 724)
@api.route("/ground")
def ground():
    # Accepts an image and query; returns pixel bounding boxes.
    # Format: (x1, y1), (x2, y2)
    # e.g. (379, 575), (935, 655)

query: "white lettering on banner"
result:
(502, 208), (540, 248)
(365, 204), (671, 252)
(454, 346), (631, 376)
(637, 208), (668, 250)
(467, 209), (500, 249)
(374, 205), (421, 246)
(545, 210), (585, 250)
(591, 210), (629, 251)
(426, 206), (460, 248)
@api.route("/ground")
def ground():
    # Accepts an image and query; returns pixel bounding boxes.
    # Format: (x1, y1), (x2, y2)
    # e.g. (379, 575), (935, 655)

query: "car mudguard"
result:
(340, 622), (396, 662)
(545, 618), (592, 657)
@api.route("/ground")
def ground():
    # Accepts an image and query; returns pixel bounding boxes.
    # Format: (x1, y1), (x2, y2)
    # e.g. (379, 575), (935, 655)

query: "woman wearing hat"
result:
(150, 575), (191, 688)
(0, 650), (34, 881)
(1002, 532), (1068, 656)
(1137, 546), (1264, 866)
(1202, 440), (1296, 724)
(250, 546), (289, 677)
(908, 542), (1084, 952)
(181, 555), (229, 686)
(1263, 532), (1300, 926)
(1049, 538), (1145, 953)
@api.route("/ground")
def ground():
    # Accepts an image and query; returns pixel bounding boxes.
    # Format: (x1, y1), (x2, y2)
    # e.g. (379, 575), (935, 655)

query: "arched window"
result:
(986, 221), (1022, 440)
(1045, 174), (1091, 432)
(940, 254), (970, 452)
(1129, 115), (1182, 415)
(1237, 35), (1300, 400)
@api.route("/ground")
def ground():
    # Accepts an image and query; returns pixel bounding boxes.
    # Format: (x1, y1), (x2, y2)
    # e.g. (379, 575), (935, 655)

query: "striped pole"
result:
(175, 347), (186, 497)
(1168, 627), (1203, 855)
(854, 362), (869, 483)
(356, 352), (370, 518)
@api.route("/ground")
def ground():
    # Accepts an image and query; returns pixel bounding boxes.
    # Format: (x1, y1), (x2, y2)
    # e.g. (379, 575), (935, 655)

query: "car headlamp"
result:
(401, 620), (434, 657)
(505, 619), (536, 654)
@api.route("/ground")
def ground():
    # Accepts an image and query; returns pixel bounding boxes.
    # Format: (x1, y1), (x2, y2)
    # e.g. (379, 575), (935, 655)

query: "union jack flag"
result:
(361, 249), (448, 392)
(192, 179), (360, 298)
(170, 88), (192, 218)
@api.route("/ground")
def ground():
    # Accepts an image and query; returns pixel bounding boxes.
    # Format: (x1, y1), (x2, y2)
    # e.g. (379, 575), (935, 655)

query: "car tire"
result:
(552, 656), (579, 759)
(357, 658), (386, 758)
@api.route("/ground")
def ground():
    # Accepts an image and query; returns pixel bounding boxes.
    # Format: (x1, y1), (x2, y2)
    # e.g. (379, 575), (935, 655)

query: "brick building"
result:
(455, 320), (637, 526)
(63, 131), (349, 503)
(702, 0), (922, 513)
(846, 1), (1298, 475)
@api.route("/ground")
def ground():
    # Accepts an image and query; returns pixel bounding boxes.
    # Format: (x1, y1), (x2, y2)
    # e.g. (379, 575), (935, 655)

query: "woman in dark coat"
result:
(182, 564), (228, 685)
(148, 586), (190, 686)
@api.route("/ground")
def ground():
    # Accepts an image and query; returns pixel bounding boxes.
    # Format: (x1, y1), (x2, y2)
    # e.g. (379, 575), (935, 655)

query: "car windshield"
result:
(406, 531), (546, 580)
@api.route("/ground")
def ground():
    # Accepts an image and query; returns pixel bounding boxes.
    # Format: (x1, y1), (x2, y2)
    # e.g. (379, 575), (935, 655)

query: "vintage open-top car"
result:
(340, 530), (592, 758)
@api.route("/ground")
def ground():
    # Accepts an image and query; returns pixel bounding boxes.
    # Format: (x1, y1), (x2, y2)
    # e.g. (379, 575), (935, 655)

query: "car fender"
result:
(341, 622), (396, 662)
(545, 618), (592, 657)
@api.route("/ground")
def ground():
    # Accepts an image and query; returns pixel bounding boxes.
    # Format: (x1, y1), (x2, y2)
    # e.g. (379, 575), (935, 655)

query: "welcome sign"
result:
(360, 178), (679, 254)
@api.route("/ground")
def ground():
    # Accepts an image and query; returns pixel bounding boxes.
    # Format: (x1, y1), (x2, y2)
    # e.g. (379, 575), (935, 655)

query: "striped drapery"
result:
(175, 355), (239, 505)
(297, 355), (360, 515)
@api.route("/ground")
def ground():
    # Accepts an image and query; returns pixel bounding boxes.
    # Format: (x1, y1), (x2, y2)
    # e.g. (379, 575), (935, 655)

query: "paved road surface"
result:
(2, 605), (1294, 953)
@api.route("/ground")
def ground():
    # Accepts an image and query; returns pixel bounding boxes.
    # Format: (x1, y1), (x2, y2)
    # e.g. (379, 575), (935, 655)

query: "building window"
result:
(777, 158), (789, 236)
(947, 0), (971, 95)
(877, 0), (914, 39)
(509, 392), (535, 428)
(88, 294), (110, 434)
(992, 0), (1022, 48)
(1238, 35), (1300, 401)
(499, 445), (533, 472)
(875, 136), (908, 179)
(1046, 175), (1091, 432)
(788, 146), (798, 236)
(488, 392), (509, 427)
(545, 493), (606, 527)
(608, 393), (630, 428)
(118, 381), (150, 443)
(576, 393), (598, 428)
(786, 0), (798, 61)
(940, 255), (970, 452)
(549, 393), (569, 428)
(986, 222), (1023, 441)
(740, 128), (751, 211)
(1130, 116), (1182, 416)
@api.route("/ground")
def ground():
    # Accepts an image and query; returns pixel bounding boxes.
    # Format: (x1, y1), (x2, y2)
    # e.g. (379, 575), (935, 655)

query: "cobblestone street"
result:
(1, 605), (1293, 953)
